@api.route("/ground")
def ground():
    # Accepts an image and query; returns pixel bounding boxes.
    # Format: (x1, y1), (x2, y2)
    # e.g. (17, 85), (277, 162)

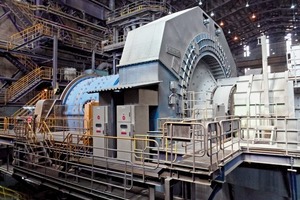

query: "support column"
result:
(112, 52), (117, 75)
(164, 178), (173, 200)
(109, 0), (115, 10)
(288, 169), (298, 200)
(92, 50), (95, 71)
(52, 35), (58, 91)
(36, 0), (43, 16)
(190, 183), (196, 200)
(149, 186), (155, 200)
(6, 145), (9, 172)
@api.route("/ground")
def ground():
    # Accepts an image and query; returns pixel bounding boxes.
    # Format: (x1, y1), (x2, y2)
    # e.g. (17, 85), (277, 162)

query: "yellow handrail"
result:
(0, 185), (29, 200)
(5, 67), (52, 103)
(15, 55), (39, 70)
(8, 23), (45, 50)
(12, 90), (54, 117)
(39, 121), (54, 142)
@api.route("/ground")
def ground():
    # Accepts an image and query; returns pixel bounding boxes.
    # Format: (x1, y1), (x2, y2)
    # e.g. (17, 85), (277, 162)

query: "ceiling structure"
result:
(168, 0), (300, 54)
(0, 0), (298, 61)
(0, 0), (296, 75)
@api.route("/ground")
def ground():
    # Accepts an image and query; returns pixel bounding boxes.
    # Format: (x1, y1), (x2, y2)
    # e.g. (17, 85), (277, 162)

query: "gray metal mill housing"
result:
(118, 7), (237, 118)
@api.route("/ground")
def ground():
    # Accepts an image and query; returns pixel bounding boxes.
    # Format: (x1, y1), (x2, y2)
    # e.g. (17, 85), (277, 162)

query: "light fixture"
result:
(246, 2), (249, 7)
(234, 36), (238, 41)
(251, 13), (256, 19)
(291, 4), (295, 9)
(257, 23), (260, 27)
(210, 11), (214, 17)
(220, 21), (224, 26)
(228, 29), (231, 34)
(199, 0), (203, 6)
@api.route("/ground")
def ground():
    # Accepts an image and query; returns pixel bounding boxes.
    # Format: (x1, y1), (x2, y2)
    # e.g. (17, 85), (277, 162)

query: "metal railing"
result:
(240, 116), (300, 154)
(12, 133), (162, 199)
(12, 90), (54, 117)
(5, 67), (52, 103)
(288, 68), (300, 85)
(8, 23), (49, 50)
(183, 91), (214, 120)
(0, 185), (29, 200)
(107, 0), (170, 21)
(0, 117), (13, 134)
(15, 55), (39, 70)
(158, 119), (241, 172)
(102, 35), (126, 48)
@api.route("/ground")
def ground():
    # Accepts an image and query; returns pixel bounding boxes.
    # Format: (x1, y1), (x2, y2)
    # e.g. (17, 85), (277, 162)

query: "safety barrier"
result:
(158, 120), (240, 172)
(240, 116), (300, 153)
(12, 133), (162, 199)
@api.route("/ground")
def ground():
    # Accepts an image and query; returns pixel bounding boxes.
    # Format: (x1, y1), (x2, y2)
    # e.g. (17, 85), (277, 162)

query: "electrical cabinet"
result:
(116, 105), (149, 161)
(93, 106), (109, 158)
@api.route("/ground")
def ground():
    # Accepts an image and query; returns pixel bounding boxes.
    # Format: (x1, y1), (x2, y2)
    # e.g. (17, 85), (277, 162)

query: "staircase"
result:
(5, 67), (52, 103)
(2, 52), (29, 73)
(4, 0), (33, 29)
(16, 55), (39, 71)
(12, 90), (54, 117)
(26, 141), (52, 167)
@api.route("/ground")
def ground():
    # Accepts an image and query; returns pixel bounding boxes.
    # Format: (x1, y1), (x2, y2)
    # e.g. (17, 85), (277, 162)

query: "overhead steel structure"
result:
(4, 6), (300, 200)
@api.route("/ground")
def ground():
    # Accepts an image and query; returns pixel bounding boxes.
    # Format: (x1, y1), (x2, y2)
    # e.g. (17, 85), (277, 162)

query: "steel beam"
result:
(0, 10), (10, 21)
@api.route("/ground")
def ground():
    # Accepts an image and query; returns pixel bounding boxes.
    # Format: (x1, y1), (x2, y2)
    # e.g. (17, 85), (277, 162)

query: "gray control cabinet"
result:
(116, 105), (149, 161)
(93, 106), (109, 158)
